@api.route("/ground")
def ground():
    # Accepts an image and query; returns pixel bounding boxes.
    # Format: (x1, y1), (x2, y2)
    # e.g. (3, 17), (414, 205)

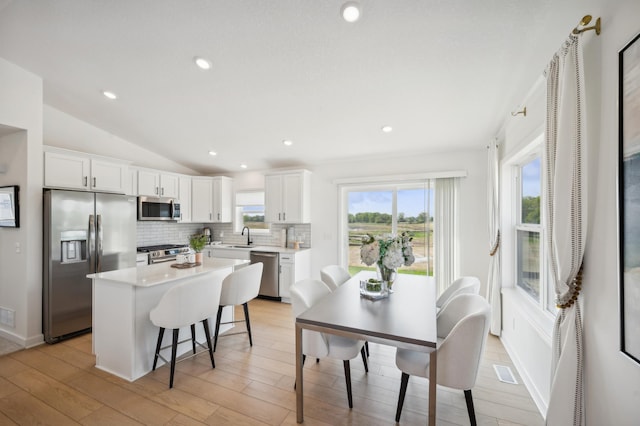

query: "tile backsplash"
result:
(136, 221), (311, 249)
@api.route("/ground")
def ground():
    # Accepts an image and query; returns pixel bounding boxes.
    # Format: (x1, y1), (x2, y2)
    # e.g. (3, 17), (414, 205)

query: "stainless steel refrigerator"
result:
(43, 189), (136, 343)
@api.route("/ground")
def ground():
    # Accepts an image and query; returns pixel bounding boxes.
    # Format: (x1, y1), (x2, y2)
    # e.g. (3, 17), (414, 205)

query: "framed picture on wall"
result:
(619, 32), (640, 365)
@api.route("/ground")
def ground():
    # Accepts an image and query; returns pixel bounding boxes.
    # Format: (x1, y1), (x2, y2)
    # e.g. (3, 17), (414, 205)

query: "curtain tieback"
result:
(556, 264), (583, 309)
(489, 230), (500, 256)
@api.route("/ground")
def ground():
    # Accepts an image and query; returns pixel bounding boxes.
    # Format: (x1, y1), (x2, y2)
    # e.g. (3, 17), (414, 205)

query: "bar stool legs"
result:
(243, 302), (253, 346)
(152, 319), (216, 389)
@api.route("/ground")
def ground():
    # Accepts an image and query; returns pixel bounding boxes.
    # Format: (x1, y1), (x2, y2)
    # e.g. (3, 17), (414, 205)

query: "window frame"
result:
(233, 190), (269, 234)
(338, 180), (434, 276)
(508, 139), (557, 316)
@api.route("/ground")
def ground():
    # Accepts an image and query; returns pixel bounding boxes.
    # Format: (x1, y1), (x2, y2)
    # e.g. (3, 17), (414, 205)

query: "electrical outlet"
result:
(0, 307), (15, 328)
(15, 242), (20, 253)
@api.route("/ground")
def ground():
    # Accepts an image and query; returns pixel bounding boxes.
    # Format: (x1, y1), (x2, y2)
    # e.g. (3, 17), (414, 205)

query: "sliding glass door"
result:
(344, 182), (434, 276)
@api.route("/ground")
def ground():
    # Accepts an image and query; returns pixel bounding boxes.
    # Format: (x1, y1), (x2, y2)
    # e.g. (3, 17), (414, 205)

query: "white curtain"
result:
(544, 34), (587, 426)
(434, 177), (459, 296)
(487, 143), (501, 336)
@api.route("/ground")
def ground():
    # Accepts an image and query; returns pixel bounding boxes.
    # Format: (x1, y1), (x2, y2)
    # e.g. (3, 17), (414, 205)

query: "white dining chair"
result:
(436, 276), (481, 312)
(290, 278), (368, 408)
(319, 264), (370, 357)
(320, 264), (351, 291)
(214, 263), (264, 351)
(150, 274), (222, 388)
(394, 293), (491, 424)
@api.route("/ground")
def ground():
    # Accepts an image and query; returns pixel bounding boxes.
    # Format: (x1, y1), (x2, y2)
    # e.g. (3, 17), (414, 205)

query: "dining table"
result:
(295, 271), (438, 425)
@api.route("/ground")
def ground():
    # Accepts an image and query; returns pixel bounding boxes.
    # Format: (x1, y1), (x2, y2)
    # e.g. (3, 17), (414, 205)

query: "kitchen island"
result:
(88, 257), (249, 381)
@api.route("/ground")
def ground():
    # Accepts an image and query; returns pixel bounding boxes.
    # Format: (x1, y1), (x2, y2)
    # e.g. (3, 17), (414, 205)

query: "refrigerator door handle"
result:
(97, 214), (103, 272)
(88, 214), (96, 273)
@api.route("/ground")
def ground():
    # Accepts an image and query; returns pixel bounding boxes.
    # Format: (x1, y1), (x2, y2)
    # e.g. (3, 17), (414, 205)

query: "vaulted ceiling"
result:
(0, 0), (574, 173)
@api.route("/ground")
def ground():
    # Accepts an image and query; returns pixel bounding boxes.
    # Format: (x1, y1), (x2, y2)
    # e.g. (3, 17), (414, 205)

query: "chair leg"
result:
(365, 341), (369, 357)
(169, 329), (179, 388)
(214, 305), (223, 351)
(395, 372), (410, 422)
(152, 327), (165, 370)
(202, 319), (216, 369)
(360, 346), (369, 373)
(243, 302), (253, 346)
(464, 389), (477, 426)
(343, 360), (353, 409)
(190, 324), (196, 354)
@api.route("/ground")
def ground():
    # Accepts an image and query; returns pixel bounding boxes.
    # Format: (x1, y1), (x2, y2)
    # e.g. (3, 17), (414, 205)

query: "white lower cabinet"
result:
(279, 250), (311, 302)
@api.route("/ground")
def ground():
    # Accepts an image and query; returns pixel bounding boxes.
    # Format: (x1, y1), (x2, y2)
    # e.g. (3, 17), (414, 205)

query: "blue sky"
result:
(522, 157), (541, 197)
(348, 188), (434, 217)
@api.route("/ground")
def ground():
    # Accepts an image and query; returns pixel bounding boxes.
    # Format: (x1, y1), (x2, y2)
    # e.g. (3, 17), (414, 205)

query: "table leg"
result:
(295, 323), (304, 423)
(428, 350), (437, 426)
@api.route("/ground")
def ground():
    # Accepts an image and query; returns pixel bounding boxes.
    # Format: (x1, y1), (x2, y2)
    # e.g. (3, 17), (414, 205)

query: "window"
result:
(343, 182), (434, 276)
(516, 157), (541, 299)
(234, 191), (268, 233)
(513, 153), (556, 313)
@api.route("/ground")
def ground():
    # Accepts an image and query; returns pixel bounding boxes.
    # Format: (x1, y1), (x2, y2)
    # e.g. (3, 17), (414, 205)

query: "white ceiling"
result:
(0, 0), (571, 174)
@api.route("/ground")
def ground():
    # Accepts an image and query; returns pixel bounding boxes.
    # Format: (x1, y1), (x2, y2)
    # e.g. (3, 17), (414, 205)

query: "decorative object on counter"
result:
(360, 232), (414, 291)
(189, 234), (208, 264)
(359, 278), (389, 300)
(170, 262), (202, 269)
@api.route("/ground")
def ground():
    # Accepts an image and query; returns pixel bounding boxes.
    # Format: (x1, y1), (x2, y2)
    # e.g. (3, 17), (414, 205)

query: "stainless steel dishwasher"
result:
(250, 251), (280, 300)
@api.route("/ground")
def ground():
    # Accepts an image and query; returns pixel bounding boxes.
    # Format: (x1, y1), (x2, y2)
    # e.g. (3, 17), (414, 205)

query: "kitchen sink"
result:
(230, 245), (254, 249)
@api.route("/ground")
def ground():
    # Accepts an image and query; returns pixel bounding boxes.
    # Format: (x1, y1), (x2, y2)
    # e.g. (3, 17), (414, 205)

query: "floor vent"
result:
(493, 364), (518, 384)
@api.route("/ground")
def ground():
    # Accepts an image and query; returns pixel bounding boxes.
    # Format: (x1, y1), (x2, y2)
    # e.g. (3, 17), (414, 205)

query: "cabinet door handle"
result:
(93, 177), (96, 187)
(155, 187), (159, 195)
(278, 213), (281, 221)
(209, 213), (212, 220)
(283, 212), (286, 221)
(84, 176), (88, 187)
(161, 187), (164, 196)
(217, 213), (220, 221)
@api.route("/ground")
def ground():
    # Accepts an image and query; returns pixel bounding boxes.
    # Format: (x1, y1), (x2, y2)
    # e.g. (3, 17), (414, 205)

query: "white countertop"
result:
(87, 257), (249, 287)
(205, 244), (310, 254)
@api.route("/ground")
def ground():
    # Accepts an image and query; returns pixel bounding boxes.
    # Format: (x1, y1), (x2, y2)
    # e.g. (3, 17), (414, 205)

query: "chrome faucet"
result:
(242, 226), (253, 246)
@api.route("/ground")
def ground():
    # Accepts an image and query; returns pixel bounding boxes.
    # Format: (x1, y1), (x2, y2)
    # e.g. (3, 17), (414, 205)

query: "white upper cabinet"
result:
(191, 177), (214, 222)
(178, 176), (191, 222)
(264, 170), (311, 223)
(190, 176), (232, 223)
(212, 176), (232, 223)
(44, 150), (127, 194)
(137, 170), (179, 198)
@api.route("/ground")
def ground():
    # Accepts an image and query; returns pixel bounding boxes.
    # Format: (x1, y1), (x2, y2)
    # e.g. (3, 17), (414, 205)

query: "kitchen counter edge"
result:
(87, 258), (249, 287)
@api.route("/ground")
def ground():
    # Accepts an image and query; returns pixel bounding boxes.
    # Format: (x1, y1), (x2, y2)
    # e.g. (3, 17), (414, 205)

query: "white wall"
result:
(43, 105), (198, 175)
(501, 1), (640, 423)
(0, 57), (43, 346)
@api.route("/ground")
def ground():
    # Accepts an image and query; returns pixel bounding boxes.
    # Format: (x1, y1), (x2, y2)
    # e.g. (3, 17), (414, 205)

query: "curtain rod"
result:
(572, 15), (601, 36)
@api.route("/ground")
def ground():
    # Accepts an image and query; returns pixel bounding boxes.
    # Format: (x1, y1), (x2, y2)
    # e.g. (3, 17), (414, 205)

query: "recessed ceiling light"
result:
(102, 91), (117, 100)
(382, 125), (393, 133)
(208, 151), (217, 156)
(240, 164), (248, 169)
(283, 139), (293, 146)
(341, 2), (361, 23)
(194, 56), (212, 70)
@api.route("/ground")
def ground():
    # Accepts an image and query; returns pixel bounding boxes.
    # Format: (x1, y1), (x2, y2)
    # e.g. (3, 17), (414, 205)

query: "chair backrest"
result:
(290, 278), (332, 358)
(150, 274), (223, 329)
(436, 276), (481, 309)
(435, 293), (491, 390)
(320, 265), (351, 291)
(219, 263), (264, 306)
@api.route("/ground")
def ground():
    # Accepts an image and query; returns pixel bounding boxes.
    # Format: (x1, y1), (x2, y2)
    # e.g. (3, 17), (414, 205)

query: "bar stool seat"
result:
(150, 274), (222, 388)
(214, 263), (263, 351)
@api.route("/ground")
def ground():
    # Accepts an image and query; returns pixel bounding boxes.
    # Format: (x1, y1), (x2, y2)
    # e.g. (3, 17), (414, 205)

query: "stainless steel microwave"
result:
(137, 196), (180, 221)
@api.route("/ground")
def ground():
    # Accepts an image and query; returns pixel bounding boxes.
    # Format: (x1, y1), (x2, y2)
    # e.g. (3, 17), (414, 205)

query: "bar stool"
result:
(150, 274), (222, 388)
(214, 263), (264, 351)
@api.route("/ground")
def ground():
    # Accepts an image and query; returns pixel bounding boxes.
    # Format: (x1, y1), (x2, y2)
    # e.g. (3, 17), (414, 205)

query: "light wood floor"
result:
(0, 299), (543, 425)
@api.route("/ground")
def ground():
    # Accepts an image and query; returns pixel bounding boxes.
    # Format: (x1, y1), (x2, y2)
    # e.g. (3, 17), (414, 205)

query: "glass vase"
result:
(376, 263), (397, 291)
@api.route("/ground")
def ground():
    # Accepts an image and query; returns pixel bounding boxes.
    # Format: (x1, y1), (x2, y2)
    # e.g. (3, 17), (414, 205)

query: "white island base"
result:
(89, 258), (249, 382)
